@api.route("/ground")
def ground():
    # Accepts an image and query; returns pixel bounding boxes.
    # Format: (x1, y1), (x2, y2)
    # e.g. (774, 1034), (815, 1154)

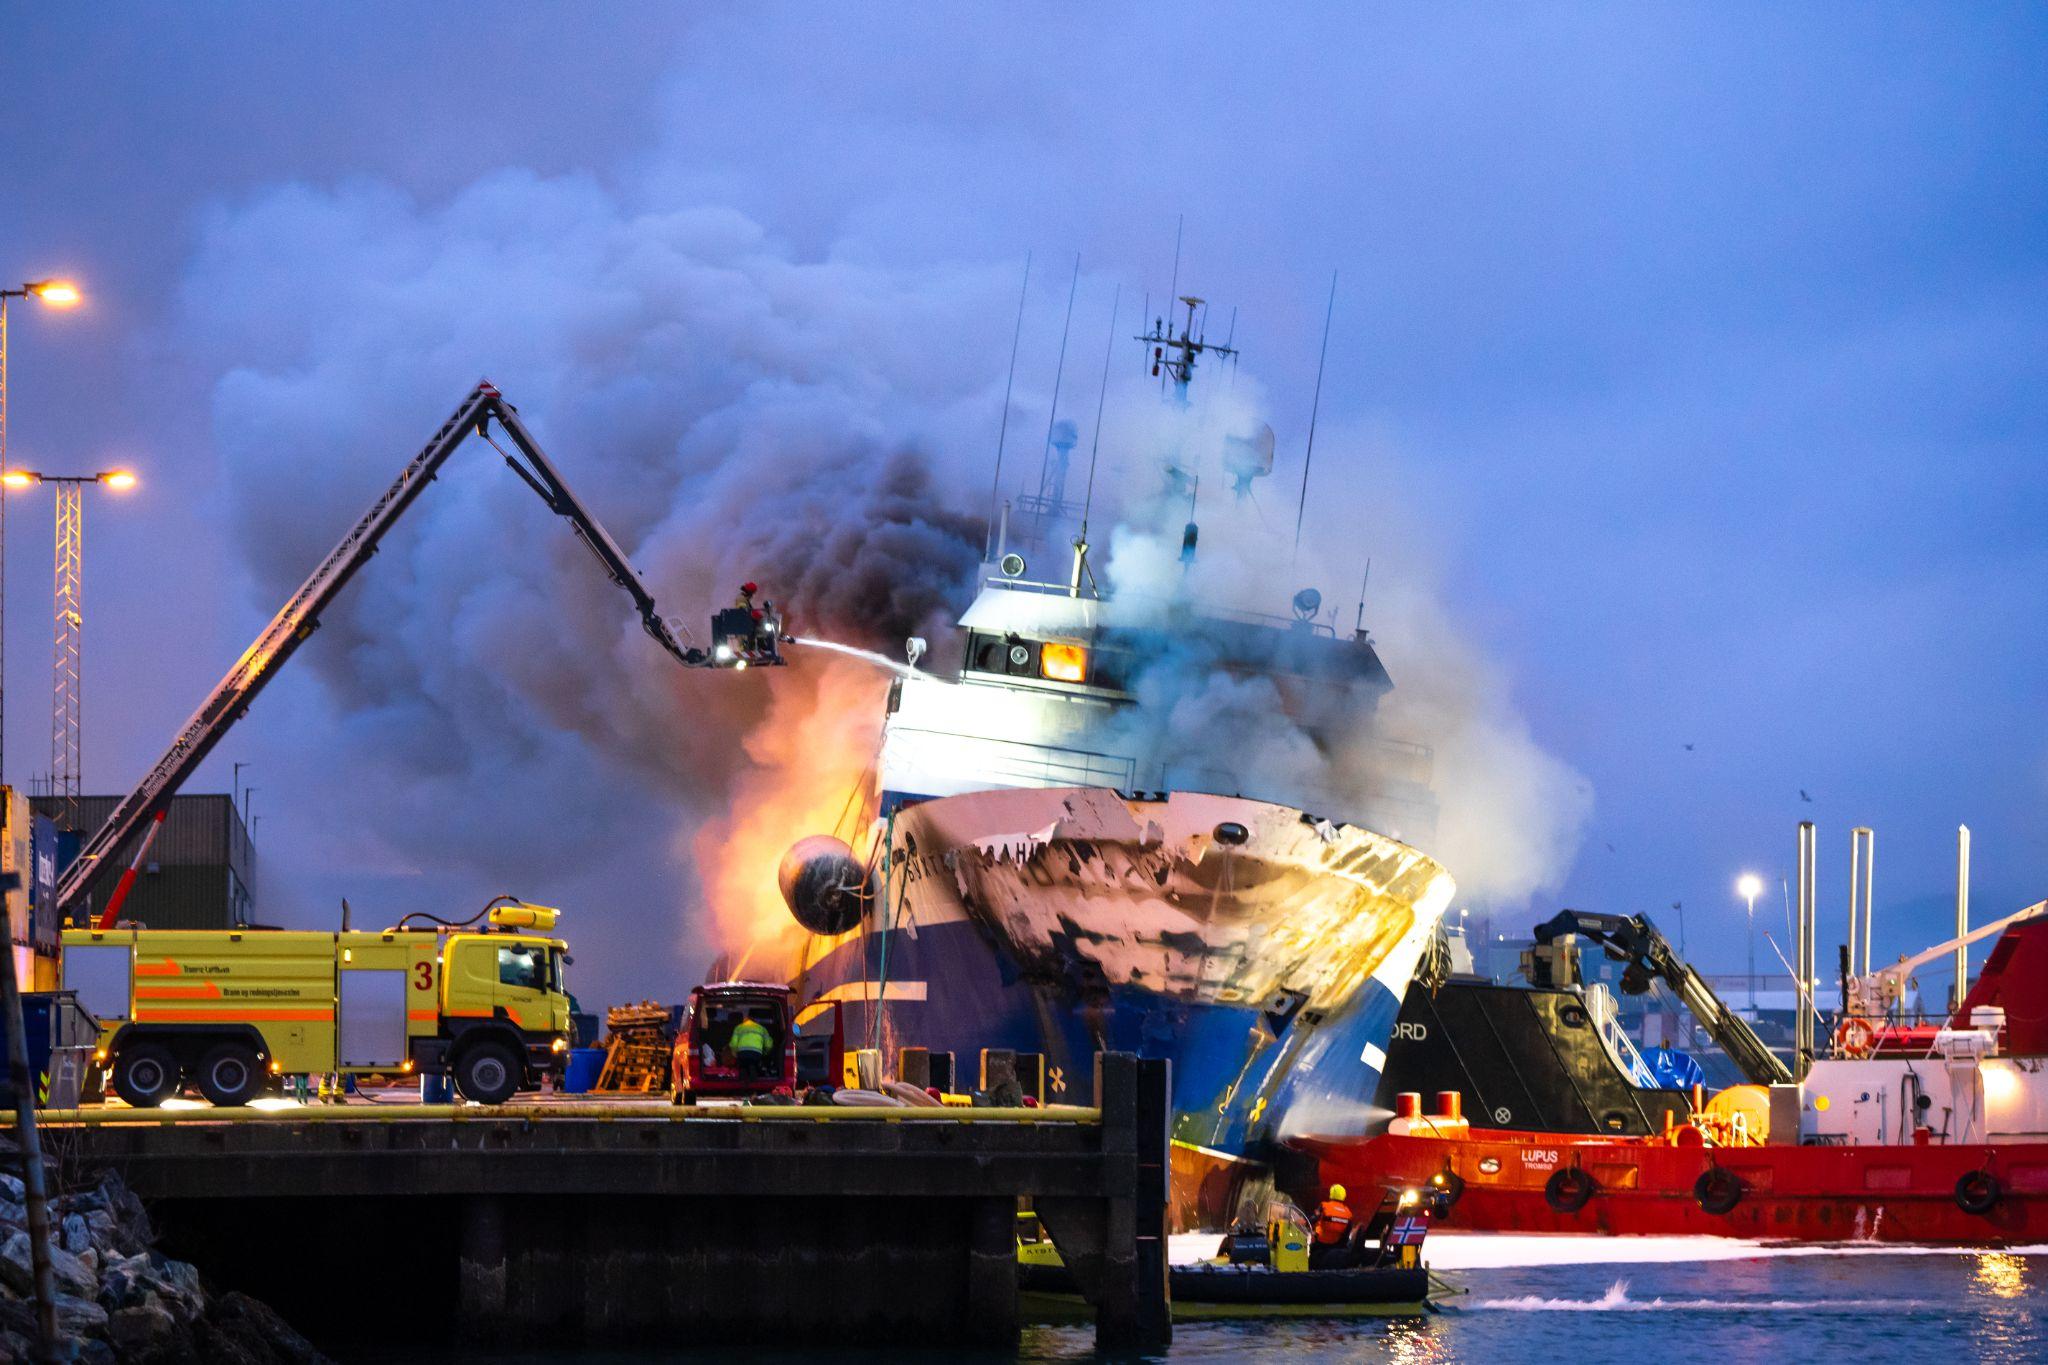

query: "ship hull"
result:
(1292, 1127), (2048, 1245)
(793, 786), (1453, 1217)
(1378, 979), (1693, 1136)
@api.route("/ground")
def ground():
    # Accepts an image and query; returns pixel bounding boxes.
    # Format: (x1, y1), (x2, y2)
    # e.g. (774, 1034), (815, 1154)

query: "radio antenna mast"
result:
(983, 252), (1032, 560)
(1291, 269), (1338, 568)
(1034, 254), (1082, 508)
(1081, 283), (1121, 534)
(1162, 216), (1183, 392)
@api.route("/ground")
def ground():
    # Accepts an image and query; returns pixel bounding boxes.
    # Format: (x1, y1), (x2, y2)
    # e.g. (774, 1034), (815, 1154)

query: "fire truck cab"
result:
(672, 981), (795, 1103)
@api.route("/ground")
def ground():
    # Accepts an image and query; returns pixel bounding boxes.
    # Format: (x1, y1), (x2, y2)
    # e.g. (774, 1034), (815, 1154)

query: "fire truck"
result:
(60, 901), (571, 1106)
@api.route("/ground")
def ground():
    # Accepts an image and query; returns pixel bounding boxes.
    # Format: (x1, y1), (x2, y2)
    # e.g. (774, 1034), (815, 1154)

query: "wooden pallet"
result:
(595, 1000), (674, 1093)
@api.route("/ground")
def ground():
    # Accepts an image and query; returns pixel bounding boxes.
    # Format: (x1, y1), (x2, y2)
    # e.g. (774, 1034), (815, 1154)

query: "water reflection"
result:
(1975, 1251), (2029, 1299)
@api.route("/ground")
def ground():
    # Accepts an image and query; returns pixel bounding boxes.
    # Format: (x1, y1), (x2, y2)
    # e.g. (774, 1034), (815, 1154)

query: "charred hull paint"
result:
(793, 787), (1452, 1163)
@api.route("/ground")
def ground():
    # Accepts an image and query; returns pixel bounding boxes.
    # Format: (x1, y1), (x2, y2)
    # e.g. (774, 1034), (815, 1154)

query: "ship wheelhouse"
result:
(876, 566), (1438, 845)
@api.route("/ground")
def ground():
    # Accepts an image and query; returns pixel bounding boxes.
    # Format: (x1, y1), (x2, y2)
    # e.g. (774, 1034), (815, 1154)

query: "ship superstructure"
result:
(776, 284), (1452, 1204)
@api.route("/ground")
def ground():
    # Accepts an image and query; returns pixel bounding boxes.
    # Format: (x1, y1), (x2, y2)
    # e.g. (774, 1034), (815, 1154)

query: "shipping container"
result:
(34, 793), (255, 931)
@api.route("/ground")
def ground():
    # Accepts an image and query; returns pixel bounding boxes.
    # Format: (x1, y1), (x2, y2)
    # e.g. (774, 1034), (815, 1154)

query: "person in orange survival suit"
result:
(1310, 1184), (1356, 1269)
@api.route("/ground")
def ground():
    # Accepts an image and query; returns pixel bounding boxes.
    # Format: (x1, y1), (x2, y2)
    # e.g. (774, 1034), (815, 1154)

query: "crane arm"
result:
(477, 397), (693, 666)
(1850, 900), (2047, 1018)
(1534, 908), (1794, 1087)
(60, 381), (702, 918)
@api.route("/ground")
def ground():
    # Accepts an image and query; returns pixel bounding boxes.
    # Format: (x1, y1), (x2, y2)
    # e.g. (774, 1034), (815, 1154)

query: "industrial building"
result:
(34, 793), (254, 930)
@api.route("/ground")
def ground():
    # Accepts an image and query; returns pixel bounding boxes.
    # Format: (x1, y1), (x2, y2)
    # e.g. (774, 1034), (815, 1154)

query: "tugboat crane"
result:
(58, 380), (771, 922)
(1533, 909), (1795, 1087)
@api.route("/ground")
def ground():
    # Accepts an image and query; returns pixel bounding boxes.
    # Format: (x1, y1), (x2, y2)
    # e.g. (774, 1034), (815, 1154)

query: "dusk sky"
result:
(2, 5), (2044, 1002)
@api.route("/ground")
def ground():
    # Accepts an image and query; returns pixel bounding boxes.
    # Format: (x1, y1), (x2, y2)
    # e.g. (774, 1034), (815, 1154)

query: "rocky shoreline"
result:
(0, 1153), (326, 1363)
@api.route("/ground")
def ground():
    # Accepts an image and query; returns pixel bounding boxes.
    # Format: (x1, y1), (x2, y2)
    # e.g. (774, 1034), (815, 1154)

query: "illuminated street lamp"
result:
(0, 277), (84, 787)
(4, 468), (138, 830)
(1737, 872), (1764, 1016)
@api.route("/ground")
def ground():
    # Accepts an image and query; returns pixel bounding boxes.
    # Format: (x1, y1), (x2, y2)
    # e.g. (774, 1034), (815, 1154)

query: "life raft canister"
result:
(1955, 1170), (2002, 1216)
(1694, 1165), (1744, 1215)
(1544, 1166), (1597, 1213)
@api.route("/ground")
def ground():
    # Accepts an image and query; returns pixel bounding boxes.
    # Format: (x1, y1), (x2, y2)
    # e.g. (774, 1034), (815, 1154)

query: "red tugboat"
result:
(1292, 902), (2048, 1246)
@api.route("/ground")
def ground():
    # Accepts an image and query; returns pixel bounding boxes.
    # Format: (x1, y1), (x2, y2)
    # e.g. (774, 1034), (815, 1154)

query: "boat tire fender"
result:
(1693, 1166), (1744, 1216)
(1955, 1170), (2002, 1216)
(1433, 1171), (1466, 1209)
(1544, 1167), (1596, 1214)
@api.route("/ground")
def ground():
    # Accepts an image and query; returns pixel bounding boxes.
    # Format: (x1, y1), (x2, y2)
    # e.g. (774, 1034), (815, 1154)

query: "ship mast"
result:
(1135, 294), (1237, 407)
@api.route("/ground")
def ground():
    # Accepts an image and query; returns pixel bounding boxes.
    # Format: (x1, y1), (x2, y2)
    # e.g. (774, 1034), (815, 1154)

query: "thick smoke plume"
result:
(176, 174), (1586, 1000)
(177, 176), (997, 994)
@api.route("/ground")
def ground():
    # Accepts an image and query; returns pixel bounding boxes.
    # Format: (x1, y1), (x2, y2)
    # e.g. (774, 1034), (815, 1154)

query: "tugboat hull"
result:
(1294, 1128), (2048, 1245)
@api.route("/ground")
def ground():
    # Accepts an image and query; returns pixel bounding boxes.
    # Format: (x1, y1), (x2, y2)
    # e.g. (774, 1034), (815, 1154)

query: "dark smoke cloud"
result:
(173, 175), (1010, 996)
(169, 120), (1583, 1000)
(714, 446), (984, 651)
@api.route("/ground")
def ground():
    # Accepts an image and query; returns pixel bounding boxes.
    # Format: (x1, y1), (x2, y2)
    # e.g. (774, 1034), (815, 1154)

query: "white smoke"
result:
(1087, 380), (1593, 907)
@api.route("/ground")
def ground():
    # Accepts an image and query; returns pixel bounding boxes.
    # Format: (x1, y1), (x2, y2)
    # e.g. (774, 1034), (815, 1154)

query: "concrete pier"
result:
(24, 1053), (1170, 1350)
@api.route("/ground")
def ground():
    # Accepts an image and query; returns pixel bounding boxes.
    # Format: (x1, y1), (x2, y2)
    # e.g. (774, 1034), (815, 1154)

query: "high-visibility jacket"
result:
(730, 1019), (773, 1056)
(1313, 1200), (1353, 1246)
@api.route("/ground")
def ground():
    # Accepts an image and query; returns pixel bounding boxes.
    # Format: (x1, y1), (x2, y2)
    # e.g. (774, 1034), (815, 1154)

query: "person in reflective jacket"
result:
(730, 1014), (774, 1081)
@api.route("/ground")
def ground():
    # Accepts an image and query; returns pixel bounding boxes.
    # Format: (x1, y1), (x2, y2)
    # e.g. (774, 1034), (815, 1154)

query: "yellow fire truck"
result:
(58, 902), (571, 1107)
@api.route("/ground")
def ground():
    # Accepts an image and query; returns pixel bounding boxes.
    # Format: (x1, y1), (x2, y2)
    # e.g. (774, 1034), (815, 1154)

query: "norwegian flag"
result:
(1388, 1215), (1430, 1247)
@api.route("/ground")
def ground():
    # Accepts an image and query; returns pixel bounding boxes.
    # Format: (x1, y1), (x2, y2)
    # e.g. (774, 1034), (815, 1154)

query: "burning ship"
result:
(771, 291), (1454, 1216)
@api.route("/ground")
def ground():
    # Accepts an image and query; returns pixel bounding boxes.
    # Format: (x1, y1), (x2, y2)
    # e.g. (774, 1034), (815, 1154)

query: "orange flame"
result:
(692, 659), (886, 978)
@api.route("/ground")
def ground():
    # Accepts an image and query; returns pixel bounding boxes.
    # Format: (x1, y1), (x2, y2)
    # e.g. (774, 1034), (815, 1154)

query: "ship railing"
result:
(972, 577), (1345, 640)
(885, 727), (1137, 789)
(981, 575), (1087, 597)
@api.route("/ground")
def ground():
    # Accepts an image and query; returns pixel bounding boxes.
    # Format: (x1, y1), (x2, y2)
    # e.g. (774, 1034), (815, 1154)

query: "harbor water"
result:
(393, 1243), (2044, 1364)
(1024, 1244), (2048, 1364)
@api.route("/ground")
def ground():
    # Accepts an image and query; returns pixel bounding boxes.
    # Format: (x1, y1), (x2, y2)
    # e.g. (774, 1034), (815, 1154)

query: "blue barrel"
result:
(419, 1073), (455, 1104)
(563, 1047), (606, 1094)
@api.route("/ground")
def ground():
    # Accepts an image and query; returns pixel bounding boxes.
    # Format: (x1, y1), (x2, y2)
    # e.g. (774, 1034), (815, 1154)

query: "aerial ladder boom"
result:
(1533, 909), (1794, 1087)
(60, 380), (706, 919)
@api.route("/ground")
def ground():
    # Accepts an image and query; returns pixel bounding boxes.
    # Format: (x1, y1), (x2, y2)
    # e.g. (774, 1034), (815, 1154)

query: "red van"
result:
(672, 981), (795, 1103)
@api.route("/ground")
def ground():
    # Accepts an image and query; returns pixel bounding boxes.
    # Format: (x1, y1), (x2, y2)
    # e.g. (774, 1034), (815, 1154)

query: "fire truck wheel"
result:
(1955, 1170), (2002, 1216)
(111, 1042), (181, 1109)
(1543, 1167), (1597, 1214)
(454, 1041), (521, 1105)
(1693, 1166), (1745, 1216)
(196, 1042), (266, 1107)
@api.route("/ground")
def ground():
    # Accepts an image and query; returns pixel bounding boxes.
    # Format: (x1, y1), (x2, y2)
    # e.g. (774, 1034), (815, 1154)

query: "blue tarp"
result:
(1643, 1046), (1707, 1091)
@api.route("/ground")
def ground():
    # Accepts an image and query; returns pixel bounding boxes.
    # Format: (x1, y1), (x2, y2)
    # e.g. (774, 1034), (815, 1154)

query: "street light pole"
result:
(0, 278), (79, 1365)
(1737, 873), (1764, 1020)
(0, 279), (82, 790)
(2, 468), (138, 831)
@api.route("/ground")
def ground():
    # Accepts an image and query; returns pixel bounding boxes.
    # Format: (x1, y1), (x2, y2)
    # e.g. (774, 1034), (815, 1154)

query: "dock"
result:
(20, 1053), (1171, 1349)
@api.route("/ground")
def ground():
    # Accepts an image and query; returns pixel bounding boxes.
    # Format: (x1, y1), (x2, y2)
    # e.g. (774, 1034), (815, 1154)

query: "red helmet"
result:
(740, 580), (760, 595)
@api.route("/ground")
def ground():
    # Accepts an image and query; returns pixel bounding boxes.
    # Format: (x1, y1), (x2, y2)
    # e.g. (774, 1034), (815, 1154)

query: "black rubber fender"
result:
(1432, 1170), (1466, 1210)
(1693, 1166), (1744, 1216)
(1544, 1166), (1597, 1214)
(1955, 1170), (2002, 1216)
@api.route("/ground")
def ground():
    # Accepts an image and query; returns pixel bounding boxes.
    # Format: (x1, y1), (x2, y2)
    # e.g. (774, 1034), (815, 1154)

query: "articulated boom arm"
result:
(1848, 900), (2047, 1020)
(1534, 909), (1794, 1086)
(57, 381), (693, 916)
